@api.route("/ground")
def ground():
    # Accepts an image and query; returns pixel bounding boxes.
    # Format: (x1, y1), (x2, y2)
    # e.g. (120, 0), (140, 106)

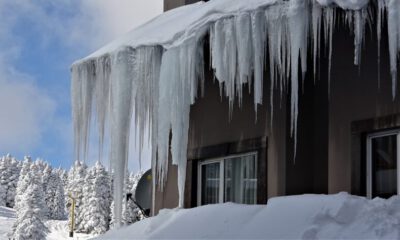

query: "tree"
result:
(41, 164), (53, 194)
(56, 168), (69, 212)
(44, 169), (66, 220)
(0, 184), (6, 206)
(66, 161), (87, 231)
(79, 162), (111, 234)
(12, 165), (48, 240)
(0, 154), (21, 208)
(14, 157), (32, 212)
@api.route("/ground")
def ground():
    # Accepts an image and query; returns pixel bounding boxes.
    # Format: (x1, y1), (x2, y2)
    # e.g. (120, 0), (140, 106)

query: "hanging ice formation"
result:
(71, 0), (400, 225)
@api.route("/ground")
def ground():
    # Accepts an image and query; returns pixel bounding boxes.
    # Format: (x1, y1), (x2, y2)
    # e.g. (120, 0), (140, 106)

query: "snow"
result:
(97, 193), (400, 239)
(71, 0), (400, 226)
(0, 207), (15, 240)
(46, 220), (94, 240)
(0, 206), (93, 240)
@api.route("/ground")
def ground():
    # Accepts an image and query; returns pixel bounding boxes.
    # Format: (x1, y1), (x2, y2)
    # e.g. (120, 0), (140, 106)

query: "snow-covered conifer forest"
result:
(0, 154), (144, 239)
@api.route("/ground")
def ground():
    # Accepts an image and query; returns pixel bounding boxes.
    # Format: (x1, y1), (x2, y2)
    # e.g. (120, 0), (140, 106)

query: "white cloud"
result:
(0, 67), (56, 153)
(53, 0), (164, 54)
(0, 0), (162, 169)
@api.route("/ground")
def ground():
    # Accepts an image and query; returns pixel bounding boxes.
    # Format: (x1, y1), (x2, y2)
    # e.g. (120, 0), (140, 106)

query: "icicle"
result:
(324, 7), (335, 97)
(288, 0), (308, 158)
(157, 39), (203, 207)
(353, 10), (366, 66)
(251, 10), (266, 114)
(377, 0), (385, 88)
(386, 0), (400, 99)
(235, 13), (253, 108)
(265, 4), (286, 126)
(71, 65), (83, 162)
(312, 2), (322, 83)
(94, 56), (111, 163)
(210, 17), (239, 118)
(109, 48), (135, 227)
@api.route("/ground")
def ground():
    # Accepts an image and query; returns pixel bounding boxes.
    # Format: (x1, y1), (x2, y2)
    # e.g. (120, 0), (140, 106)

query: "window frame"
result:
(366, 129), (400, 199)
(197, 151), (258, 206)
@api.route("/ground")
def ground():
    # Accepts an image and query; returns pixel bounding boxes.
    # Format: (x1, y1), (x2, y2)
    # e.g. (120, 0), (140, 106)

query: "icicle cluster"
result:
(71, 0), (400, 224)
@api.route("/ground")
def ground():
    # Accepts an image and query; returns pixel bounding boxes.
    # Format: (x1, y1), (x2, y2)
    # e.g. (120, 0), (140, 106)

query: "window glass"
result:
(200, 153), (257, 205)
(201, 162), (220, 205)
(371, 135), (397, 198)
(224, 155), (257, 204)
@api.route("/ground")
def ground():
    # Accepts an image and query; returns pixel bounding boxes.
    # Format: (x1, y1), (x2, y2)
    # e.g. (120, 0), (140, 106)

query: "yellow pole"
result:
(69, 193), (76, 238)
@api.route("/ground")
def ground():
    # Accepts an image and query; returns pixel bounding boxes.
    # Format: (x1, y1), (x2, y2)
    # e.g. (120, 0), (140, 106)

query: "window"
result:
(197, 152), (257, 206)
(366, 129), (400, 199)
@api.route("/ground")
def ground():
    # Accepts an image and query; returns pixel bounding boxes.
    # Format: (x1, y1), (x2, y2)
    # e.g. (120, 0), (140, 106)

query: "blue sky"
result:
(0, 0), (162, 171)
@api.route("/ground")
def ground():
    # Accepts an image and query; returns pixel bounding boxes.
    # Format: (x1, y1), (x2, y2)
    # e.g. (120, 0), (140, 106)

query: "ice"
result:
(377, 0), (385, 88)
(324, 7), (335, 96)
(387, 0), (400, 99)
(353, 10), (365, 66)
(71, 0), (400, 226)
(252, 11), (266, 113)
(312, 3), (322, 83)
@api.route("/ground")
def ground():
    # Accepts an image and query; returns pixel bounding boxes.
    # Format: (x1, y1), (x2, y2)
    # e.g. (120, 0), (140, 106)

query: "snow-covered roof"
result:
(74, 0), (369, 65)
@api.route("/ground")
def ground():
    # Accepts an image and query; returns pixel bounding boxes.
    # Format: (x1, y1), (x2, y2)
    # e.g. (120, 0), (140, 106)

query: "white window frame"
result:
(197, 151), (258, 206)
(366, 129), (400, 199)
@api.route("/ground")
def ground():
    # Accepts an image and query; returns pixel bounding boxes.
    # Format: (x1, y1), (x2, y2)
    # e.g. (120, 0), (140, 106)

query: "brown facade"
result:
(164, 0), (206, 11)
(154, 0), (400, 214)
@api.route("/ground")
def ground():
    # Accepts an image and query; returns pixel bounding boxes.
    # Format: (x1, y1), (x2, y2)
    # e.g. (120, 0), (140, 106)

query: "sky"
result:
(0, 0), (163, 171)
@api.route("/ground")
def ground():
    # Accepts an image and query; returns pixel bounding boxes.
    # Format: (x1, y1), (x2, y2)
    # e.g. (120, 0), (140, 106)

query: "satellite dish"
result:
(134, 169), (152, 215)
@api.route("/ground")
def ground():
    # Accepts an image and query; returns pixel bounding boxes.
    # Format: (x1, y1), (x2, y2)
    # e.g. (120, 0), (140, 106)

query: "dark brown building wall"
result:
(327, 18), (400, 194)
(164, 0), (203, 11)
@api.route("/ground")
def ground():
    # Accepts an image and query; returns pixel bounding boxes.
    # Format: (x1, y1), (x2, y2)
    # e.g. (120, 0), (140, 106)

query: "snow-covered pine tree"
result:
(45, 169), (66, 220)
(0, 184), (6, 206)
(130, 171), (144, 193)
(76, 165), (95, 233)
(55, 167), (69, 214)
(66, 161), (87, 231)
(34, 159), (47, 174)
(14, 157), (32, 212)
(80, 162), (111, 234)
(125, 171), (145, 223)
(0, 154), (21, 208)
(7, 156), (20, 208)
(12, 164), (48, 240)
(41, 164), (52, 195)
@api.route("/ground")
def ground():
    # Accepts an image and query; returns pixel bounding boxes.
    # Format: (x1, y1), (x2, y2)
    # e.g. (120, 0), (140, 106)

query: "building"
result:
(154, 0), (400, 214)
(71, 0), (400, 220)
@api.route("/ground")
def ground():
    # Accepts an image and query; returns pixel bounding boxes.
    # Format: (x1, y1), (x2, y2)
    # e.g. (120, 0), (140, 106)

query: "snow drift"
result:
(71, 0), (400, 225)
(97, 192), (400, 239)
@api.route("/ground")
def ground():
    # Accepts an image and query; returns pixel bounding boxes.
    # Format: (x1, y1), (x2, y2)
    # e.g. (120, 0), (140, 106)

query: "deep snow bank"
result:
(98, 193), (400, 239)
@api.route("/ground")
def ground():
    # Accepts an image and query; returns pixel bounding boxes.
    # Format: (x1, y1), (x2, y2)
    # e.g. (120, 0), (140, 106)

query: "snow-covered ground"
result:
(0, 206), (93, 240)
(99, 192), (400, 239)
(46, 220), (94, 240)
(0, 207), (16, 240)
